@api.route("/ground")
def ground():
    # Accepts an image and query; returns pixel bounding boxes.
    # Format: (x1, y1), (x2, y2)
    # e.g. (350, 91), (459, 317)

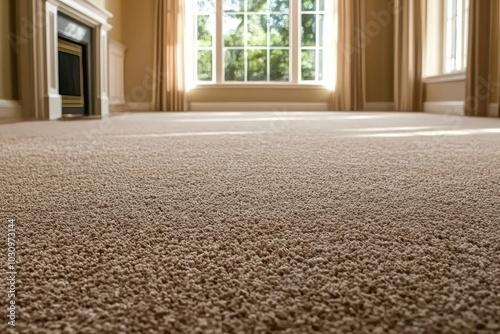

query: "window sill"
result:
(191, 83), (333, 91)
(423, 72), (466, 84)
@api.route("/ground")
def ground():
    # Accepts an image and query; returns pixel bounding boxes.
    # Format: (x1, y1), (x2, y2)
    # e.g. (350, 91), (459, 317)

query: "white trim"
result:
(46, 1), (62, 120)
(108, 39), (127, 106)
(0, 100), (22, 118)
(424, 101), (465, 115)
(126, 102), (153, 111)
(488, 103), (499, 117)
(59, 0), (112, 27)
(364, 102), (395, 111)
(189, 102), (329, 112)
(108, 39), (127, 54)
(423, 72), (466, 84)
(191, 84), (332, 90)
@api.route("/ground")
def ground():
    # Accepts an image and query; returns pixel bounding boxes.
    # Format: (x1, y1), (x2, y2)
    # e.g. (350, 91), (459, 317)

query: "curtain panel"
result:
(394, 0), (425, 112)
(153, 0), (187, 112)
(331, 0), (365, 111)
(465, 0), (492, 117)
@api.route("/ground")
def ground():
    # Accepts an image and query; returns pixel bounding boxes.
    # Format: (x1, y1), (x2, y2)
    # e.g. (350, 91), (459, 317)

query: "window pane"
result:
(248, 0), (268, 12)
(270, 49), (289, 81)
(301, 14), (316, 46)
(197, 15), (213, 47)
(270, 14), (289, 46)
(318, 49), (323, 81)
(197, 0), (215, 12)
(318, 14), (324, 46)
(247, 49), (267, 81)
(197, 50), (212, 81)
(318, 0), (325, 11)
(302, 0), (316, 11)
(224, 14), (245, 46)
(225, 50), (245, 81)
(224, 0), (244, 12)
(270, 0), (289, 12)
(248, 14), (268, 46)
(301, 49), (315, 80)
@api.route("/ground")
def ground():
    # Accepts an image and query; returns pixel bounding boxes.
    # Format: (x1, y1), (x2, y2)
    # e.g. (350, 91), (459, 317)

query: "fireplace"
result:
(16, 0), (111, 120)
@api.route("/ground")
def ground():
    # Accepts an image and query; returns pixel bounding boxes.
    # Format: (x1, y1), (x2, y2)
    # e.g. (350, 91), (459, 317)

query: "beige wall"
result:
(87, 0), (106, 9)
(0, 0), (17, 100)
(189, 87), (331, 104)
(188, 87), (330, 105)
(364, 0), (395, 103)
(87, 0), (123, 43)
(425, 81), (466, 102)
(105, 0), (123, 43)
(122, 0), (156, 106)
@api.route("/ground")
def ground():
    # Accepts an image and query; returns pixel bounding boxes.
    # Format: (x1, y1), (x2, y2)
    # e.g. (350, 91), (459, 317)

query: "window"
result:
(444, 0), (469, 73)
(194, 1), (216, 82)
(191, 0), (335, 85)
(300, 0), (327, 81)
(223, 0), (290, 82)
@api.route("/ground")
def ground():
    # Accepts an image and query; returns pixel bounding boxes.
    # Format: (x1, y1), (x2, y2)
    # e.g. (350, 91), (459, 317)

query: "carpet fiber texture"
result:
(1, 112), (499, 333)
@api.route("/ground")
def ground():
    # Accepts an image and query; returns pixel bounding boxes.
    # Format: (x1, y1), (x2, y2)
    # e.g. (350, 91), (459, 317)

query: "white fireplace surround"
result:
(16, 0), (112, 120)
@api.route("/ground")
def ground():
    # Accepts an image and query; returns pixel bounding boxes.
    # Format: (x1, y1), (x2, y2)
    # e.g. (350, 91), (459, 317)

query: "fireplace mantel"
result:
(16, 0), (113, 120)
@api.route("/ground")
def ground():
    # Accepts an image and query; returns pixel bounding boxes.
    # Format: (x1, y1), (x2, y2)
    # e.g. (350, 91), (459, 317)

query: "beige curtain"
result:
(465, 0), (492, 116)
(394, 0), (425, 111)
(153, 0), (187, 111)
(331, 0), (365, 111)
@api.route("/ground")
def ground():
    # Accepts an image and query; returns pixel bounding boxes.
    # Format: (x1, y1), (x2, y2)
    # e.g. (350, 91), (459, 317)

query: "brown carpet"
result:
(1, 112), (499, 333)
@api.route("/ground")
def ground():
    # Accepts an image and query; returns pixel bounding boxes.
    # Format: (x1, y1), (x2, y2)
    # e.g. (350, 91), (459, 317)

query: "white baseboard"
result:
(190, 102), (329, 112)
(109, 100), (126, 113)
(0, 100), (22, 118)
(126, 102), (153, 111)
(488, 103), (499, 117)
(364, 102), (395, 111)
(423, 101), (465, 116)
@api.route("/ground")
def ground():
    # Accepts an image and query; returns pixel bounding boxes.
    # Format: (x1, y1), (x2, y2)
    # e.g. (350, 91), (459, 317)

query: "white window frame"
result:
(188, 0), (336, 88)
(443, 0), (469, 74)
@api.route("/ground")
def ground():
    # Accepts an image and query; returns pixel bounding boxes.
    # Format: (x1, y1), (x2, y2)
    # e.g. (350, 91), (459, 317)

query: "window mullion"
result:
(456, 0), (460, 70)
(267, 13), (270, 82)
(462, 0), (468, 71)
(292, 0), (299, 84)
(444, 0), (450, 73)
(216, 0), (223, 83)
(453, 0), (457, 70)
(315, 11), (319, 81)
(244, 12), (248, 82)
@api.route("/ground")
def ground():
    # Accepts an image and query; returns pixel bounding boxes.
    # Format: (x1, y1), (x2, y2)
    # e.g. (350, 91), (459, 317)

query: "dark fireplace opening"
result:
(59, 49), (82, 97)
(58, 38), (86, 115)
(57, 13), (93, 117)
